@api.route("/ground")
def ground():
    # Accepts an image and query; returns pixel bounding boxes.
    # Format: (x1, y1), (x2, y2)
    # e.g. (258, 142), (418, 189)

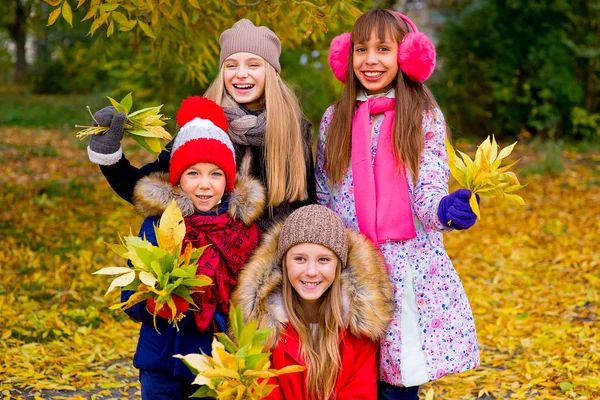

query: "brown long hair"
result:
(282, 257), (345, 400)
(325, 9), (439, 185)
(204, 62), (308, 209)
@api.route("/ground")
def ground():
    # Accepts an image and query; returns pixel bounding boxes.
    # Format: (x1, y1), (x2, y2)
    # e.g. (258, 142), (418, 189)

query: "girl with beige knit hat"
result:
(87, 19), (315, 232)
(232, 205), (395, 400)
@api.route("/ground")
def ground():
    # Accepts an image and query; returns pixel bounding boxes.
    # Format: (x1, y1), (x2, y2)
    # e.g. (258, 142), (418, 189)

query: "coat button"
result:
(284, 339), (287, 344)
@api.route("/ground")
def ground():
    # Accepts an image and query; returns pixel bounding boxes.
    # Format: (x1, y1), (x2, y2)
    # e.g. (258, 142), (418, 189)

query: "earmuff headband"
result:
(393, 12), (418, 33)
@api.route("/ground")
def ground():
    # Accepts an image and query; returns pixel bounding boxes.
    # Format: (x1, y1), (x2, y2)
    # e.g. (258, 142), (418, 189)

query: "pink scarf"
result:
(351, 97), (416, 244)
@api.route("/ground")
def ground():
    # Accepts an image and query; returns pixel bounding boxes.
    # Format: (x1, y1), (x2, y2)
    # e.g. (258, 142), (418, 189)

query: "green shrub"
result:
(570, 107), (600, 141)
(430, 0), (598, 139)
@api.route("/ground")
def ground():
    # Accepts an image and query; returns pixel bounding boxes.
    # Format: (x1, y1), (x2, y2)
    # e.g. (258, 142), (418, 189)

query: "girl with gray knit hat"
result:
(86, 19), (315, 232)
(232, 205), (395, 400)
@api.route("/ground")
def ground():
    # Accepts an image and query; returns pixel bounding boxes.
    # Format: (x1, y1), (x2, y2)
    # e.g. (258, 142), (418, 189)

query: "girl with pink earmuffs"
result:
(316, 9), (480, 399)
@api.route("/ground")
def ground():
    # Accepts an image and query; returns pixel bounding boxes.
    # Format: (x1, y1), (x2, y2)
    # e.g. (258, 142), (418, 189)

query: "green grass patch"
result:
(0, 86), (106, 130)
(0, 85), (179, 134)
(521, 140), (566, 176)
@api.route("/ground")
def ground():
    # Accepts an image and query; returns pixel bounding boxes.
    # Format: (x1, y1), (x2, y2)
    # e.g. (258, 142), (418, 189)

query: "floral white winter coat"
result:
(316, 105), (480, 387)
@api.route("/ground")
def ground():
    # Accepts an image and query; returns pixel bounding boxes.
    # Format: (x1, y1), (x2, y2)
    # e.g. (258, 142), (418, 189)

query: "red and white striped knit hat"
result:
(170, 96), (236, 191)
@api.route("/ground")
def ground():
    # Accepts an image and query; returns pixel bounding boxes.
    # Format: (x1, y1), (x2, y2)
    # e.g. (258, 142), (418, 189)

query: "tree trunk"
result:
(582, 1), (598, 112)
(584, 58), (594, 111)
(10, 0), (28, 83)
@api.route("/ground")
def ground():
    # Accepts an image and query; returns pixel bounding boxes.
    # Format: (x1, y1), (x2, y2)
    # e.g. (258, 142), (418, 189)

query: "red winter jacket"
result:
(265, 325), (379, 400)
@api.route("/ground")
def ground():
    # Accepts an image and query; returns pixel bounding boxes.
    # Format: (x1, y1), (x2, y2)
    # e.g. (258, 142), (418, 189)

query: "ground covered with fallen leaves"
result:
(0, 127), (598, 399)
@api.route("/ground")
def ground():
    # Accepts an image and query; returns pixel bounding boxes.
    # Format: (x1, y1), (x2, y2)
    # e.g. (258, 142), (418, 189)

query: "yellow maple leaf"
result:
(155, 200), (186, 254)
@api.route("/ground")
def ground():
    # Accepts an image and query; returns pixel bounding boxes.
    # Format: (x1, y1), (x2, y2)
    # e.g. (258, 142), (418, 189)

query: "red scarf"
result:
(351, 97), (416, 244)
(183, 213), (259, 331)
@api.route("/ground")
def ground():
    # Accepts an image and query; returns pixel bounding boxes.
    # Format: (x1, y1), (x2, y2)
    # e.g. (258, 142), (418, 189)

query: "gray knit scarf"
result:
(222, 104), (267, 147)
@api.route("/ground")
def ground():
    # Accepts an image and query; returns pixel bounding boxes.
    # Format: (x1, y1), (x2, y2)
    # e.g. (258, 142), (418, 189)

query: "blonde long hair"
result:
(325, 9), (439, 185)
(204, 62), (308, 209)
(282, 257), (345, 400)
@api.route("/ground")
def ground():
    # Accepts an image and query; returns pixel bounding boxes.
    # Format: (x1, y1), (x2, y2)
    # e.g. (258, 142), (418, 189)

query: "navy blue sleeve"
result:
(137, 216), (159, 245)
(99, 142), (172, 203)
(121, 289), (154, 324)
(213, 309), (227, 333)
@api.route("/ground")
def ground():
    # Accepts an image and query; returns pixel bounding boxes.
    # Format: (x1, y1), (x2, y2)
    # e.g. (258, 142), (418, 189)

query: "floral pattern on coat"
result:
(315, 105), (480, 386)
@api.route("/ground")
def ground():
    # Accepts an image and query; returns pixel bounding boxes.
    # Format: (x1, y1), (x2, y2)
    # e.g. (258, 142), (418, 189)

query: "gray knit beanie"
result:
(277, 205), (348, 267)
(219, 19), (281, 73)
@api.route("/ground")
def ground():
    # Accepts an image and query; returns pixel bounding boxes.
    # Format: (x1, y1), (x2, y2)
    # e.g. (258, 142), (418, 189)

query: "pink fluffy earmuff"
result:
(327, 11), (436, 84)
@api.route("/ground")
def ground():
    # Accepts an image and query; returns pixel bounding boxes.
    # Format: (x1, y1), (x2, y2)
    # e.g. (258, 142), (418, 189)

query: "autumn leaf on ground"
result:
(445, 135), (525, 218)
(2, 126), (598, 399)
(75, 92), (172, 155)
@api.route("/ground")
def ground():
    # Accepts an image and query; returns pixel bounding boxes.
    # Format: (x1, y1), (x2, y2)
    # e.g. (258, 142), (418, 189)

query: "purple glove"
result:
(89, 106), (126, 154)
(437, 189), (480, 230)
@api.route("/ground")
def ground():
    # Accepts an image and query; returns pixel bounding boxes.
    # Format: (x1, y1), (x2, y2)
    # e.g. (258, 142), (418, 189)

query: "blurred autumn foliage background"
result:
(1, 0), (599, 399)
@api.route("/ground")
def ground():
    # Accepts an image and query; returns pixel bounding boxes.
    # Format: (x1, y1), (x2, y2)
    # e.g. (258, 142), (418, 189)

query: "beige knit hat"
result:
(277, 205), (348, 266)
(219, 19), (281, 73)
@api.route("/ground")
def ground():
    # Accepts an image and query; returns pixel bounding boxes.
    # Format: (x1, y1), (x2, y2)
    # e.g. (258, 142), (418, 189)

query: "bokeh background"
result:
(1, 0), (598, 399)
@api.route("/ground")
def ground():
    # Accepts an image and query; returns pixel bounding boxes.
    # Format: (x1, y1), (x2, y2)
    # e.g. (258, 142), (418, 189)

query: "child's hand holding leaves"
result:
(445, 135), (525, 220)
(77, 93), (172, 156)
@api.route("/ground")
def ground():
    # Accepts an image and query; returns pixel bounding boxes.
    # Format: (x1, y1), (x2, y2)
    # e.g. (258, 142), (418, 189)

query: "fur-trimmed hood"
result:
(232, 223), (396, 347)
(132, 171), (265, 225)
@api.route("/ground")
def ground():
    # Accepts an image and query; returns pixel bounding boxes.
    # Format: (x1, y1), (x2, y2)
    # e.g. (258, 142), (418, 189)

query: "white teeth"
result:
(364, 72), (383, 77)
(302, 281), (320, 287)
(234, 84), (254, 89)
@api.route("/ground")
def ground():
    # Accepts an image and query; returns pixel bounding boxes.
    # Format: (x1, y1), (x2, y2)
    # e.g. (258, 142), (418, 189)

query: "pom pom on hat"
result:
(176, 96), (228, 132)
(170, 97), (236, 191)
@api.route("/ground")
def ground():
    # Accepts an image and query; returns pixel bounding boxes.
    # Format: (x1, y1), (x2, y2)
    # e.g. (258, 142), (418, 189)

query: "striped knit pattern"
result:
(169, 117), (237, 190)
(172, 118), (235, 155)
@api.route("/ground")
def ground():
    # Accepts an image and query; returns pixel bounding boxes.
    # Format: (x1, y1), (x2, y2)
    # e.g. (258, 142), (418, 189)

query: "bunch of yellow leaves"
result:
(175, 306), (306, 399)
(93, 201), (212, 330)
(445, 135), (525, 219)
(76, 92), (172, 155)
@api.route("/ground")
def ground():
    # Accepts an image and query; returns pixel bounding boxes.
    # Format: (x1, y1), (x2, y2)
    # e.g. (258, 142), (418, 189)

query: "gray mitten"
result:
(89, 106), (126, 154)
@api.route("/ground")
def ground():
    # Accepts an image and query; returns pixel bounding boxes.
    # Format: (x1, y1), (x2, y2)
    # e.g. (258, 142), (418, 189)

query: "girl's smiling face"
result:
(352, 31), (399, 95)
(223, 52), (266, 110)
(179, 162), (226, 212)
(285, 243), (338, 309)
